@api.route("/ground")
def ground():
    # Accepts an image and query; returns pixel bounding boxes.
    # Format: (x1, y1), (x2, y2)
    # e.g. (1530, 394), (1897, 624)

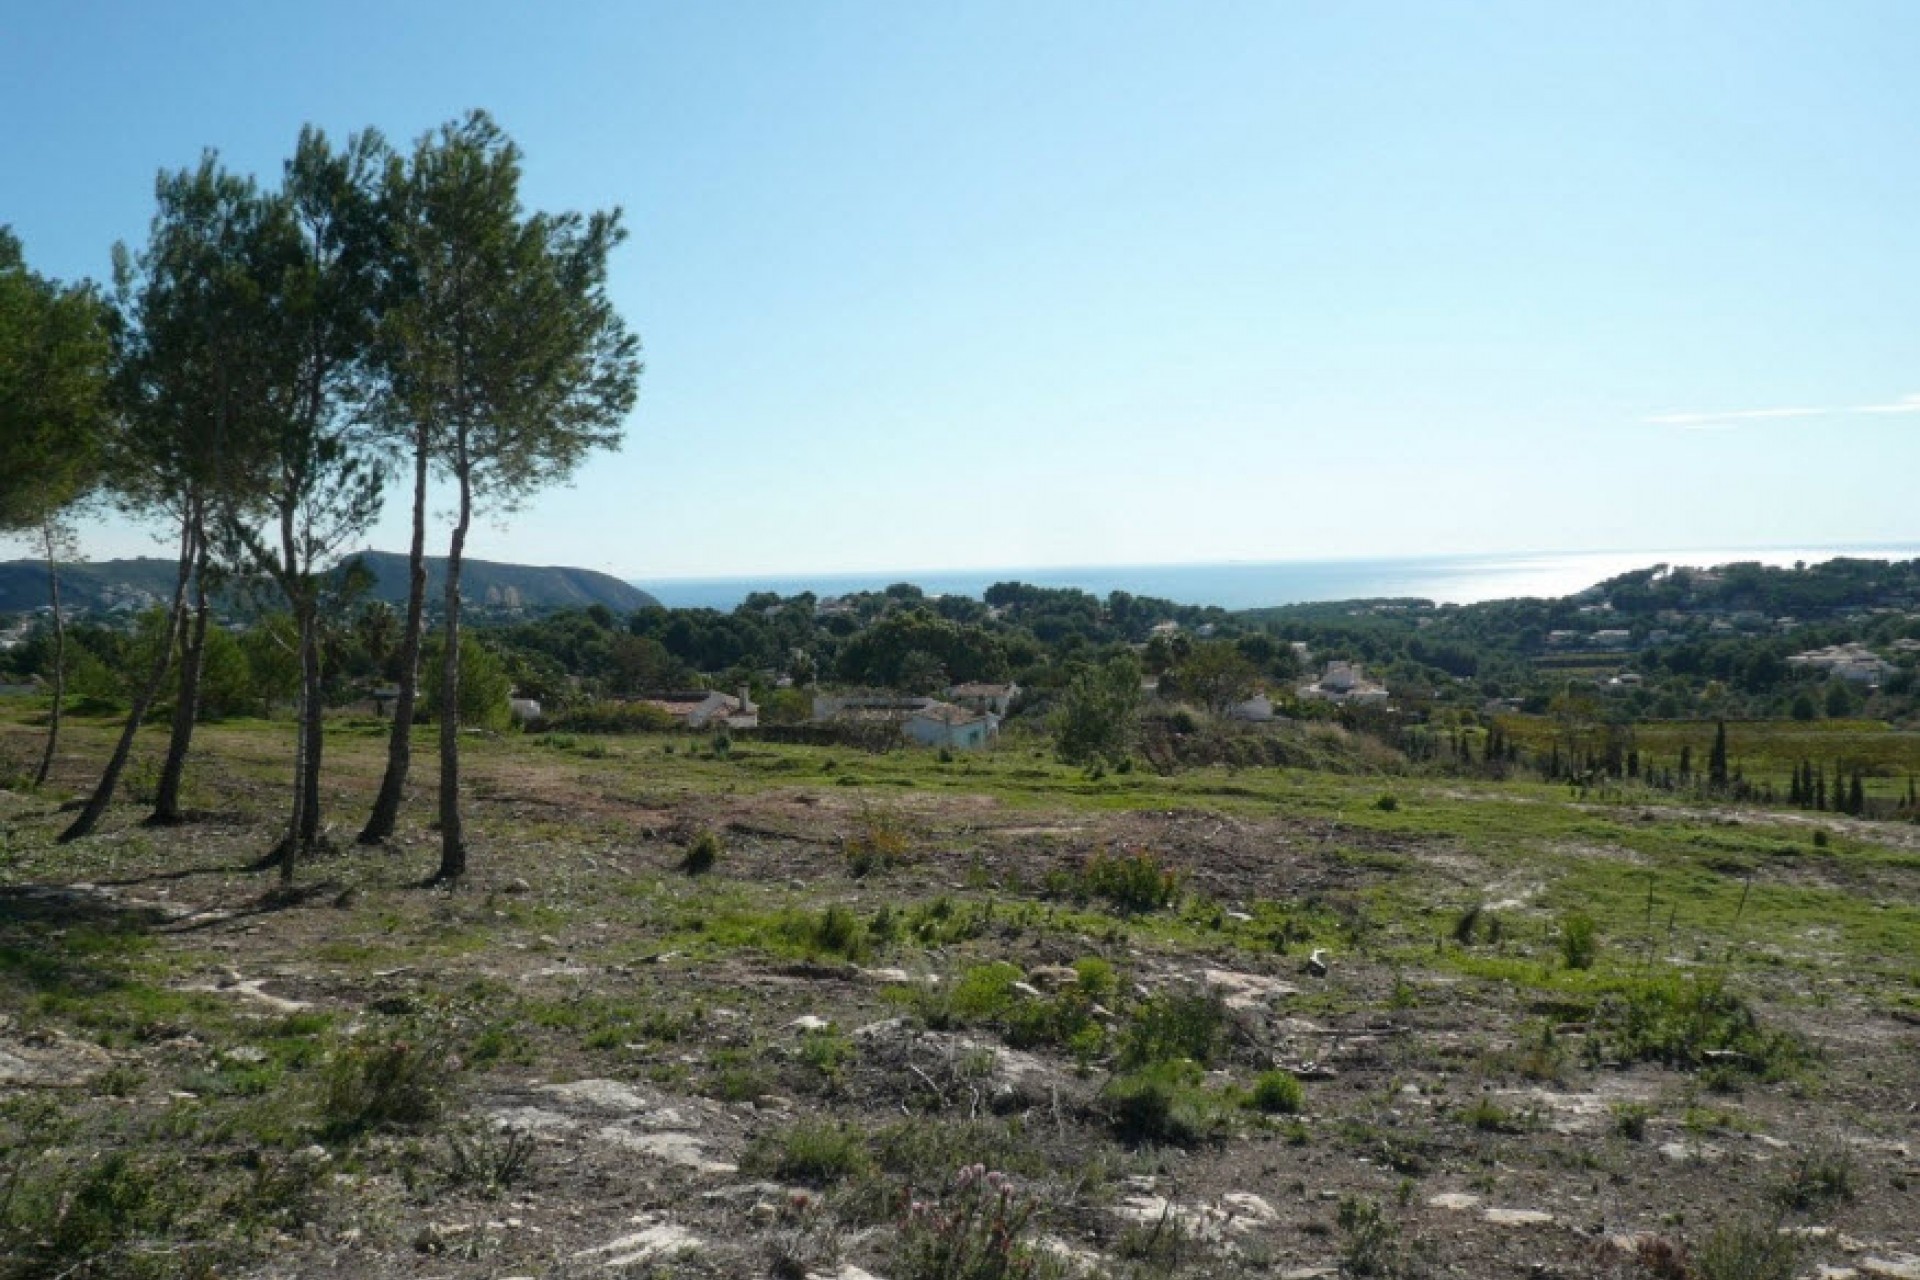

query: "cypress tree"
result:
(1849, 772), (1865, 817)
(1707, 720), (1729, 790)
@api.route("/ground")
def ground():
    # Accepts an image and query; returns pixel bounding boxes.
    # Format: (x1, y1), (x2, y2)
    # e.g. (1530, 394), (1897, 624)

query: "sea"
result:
(634, 544), (1920, 613)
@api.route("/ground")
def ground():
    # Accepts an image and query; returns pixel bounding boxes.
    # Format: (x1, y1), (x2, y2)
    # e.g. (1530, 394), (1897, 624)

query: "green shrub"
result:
(1590, 975), (1806, 1079)
(545, 699), (676, 734)
(1691, 1214), (1800, 1280)
(742, 1122), (870, 1187)
(1611, 1101), (1653, 1141)
(1452, 901), (1484, 945)
(1101, 1061), (1226, 1145)
(1119, 991), (1226, 1069)
(1335, 1196), (1401, 1277)
(1076, 848), (1180, 914)
(1374, 793), (1399, 812)
(845, 806), (913, 878)
(1770, 1139), (1854, 1214)
(322, 1034), (446, 1135)
(1558, 910), (1598, 970)
(892, 1164), (1044, 1280)
(1246, 1070), (1304, 1115)
(681, 829), (721, 875)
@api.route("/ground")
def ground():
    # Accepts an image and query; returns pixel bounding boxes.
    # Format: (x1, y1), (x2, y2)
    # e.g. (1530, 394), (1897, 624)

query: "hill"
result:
(0, 556), (185, 615)
(0, 552), (658, 616)
(344, 551), (659, 613)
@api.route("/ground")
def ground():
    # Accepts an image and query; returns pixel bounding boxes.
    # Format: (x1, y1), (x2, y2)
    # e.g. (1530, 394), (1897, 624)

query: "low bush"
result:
(742, 1122), (870, 1187)
(1246, 1069), (1304, 1115)
(1118, 991), (1226, 1069)
(1100, 1061), (1227, 1145)
(1691, 1214), (1800, 1280)
(845, 806), (913, 878)
(892, 1164), (1045, 1280)
(1589, 975), (1807, 1079)
(680, 829), (721, 875)
(321, 1034), (447, 1135)
(1558, 909), (1598, 970)
(543, 699), (676, 734)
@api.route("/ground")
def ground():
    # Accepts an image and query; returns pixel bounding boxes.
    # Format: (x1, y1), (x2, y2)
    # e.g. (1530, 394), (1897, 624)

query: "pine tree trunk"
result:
(152, 510), (210, 822)
(34, 516), (66, 789)
(59, 522), (193, 843)
(299, 605), (323, 849)
(434, 463), (472, 882)
(360, 432), (429, 844)
(282, 601), (326, 883)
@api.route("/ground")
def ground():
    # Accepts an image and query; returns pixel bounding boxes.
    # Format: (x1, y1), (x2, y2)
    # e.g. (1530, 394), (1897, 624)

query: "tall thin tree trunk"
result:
(59, 522), (193, 843)
(299, 605), (324, 848)
(152, 506), (210, 822)
(283, 601), (326, 883)
(360, 431), (429, 844)
(434, 463), (472, 882)
(34, 516), (67, 789)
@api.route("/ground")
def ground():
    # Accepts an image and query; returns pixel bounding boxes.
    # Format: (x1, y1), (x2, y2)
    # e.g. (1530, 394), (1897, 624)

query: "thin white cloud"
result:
(1854, 393), (1920, 414)
(1646, 394), (1920, 429)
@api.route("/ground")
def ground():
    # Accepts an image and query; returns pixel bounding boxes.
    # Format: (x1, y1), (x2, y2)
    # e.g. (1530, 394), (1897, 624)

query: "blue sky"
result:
(6, 2), (1917, 581)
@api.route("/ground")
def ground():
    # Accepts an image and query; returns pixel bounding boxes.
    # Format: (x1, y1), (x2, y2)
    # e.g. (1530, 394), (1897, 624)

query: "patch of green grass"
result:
(741, 1121), (871, 1186)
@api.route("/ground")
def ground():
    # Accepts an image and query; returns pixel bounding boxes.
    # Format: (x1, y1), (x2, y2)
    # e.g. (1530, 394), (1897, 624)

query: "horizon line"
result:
(625, 540), (1920, 587)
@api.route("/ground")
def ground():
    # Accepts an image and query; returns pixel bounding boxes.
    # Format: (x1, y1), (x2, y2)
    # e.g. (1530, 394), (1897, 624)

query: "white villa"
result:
(1298, 661), (1390, 705)
(638, 687), (760, 729)
(1786, 644), (1895, 684)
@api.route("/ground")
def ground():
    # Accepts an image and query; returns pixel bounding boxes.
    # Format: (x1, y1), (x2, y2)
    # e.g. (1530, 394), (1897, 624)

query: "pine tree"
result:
(1707, 720), (1729, 790)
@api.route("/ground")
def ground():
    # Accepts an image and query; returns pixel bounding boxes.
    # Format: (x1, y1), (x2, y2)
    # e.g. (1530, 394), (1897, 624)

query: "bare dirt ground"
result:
(3, 720), (1918, 1279)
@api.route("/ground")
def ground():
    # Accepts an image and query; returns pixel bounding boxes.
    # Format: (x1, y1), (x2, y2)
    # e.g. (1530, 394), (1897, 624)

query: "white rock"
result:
(595, 1127), (736, 1176)
(539, 1078), (652, 1113)
(1862, 1257), (1920, 1280)
(1483, 1208), (1554, 1227)
(1202, 968), (1300, 1010)
(1428, 1192), (1481, 1211)
(573, 1221), (702, 1267)
(788, 1015), (832, 1033)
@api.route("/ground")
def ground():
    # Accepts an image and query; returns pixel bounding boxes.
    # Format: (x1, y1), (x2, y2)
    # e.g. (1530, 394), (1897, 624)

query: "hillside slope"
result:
(0, 552), (659, 615)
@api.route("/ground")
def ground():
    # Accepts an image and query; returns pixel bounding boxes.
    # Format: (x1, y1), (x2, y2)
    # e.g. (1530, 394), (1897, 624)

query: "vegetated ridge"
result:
(0, 551), (659, 616)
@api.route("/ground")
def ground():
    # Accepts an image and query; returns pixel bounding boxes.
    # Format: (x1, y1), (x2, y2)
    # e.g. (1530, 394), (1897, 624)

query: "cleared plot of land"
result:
(2, 708), (1918, 1279)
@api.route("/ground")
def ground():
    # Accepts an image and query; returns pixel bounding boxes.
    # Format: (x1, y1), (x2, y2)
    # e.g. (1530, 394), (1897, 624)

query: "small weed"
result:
(442, 1124), (537, 1195)
(1459, 1094), (1531, 1133)
(845, 805), (913, 878)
